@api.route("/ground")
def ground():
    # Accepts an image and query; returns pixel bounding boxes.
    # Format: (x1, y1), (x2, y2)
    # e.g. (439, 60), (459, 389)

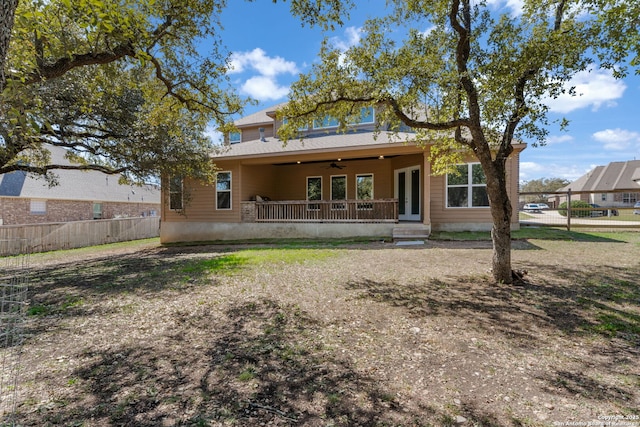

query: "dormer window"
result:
(229, 131), (241, 144)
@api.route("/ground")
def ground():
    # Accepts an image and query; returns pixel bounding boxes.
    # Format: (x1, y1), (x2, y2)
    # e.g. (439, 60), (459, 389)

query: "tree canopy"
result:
(0, 0), (245, 184)
(279, 0), (637, 283)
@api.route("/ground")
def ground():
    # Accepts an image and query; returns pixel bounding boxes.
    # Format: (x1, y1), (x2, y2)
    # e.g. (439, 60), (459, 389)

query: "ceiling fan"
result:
(327, 162), (345, 169)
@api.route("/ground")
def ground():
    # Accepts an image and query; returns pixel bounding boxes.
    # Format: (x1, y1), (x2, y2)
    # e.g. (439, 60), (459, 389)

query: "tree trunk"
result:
(483, 157), (513, 284)
(0, 0), (19, 91)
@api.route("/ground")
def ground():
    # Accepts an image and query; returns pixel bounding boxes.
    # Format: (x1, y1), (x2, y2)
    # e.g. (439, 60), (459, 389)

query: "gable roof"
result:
(0, 145), (160, 203)
(559, 160), (640, 192)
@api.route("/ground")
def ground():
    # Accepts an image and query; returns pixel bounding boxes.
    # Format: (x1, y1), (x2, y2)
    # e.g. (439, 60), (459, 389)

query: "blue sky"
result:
(213, 0), (640, 184)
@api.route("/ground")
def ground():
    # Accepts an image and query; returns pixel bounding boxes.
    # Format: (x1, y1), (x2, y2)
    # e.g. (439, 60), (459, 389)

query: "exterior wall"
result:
(271, 159), (393, 201)
(160, 221), (394, 244)
(162, 161), (243, 223)
(0, 197), (159, 226)
(429, 152), (521, 231)
(160, 148), (524, 241)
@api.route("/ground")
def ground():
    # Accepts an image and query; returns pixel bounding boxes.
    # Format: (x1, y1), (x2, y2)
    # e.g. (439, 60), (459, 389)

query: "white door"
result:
(395, 166), (421, 221)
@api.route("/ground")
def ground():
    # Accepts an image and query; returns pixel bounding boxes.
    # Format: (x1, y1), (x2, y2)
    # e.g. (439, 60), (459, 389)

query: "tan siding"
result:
(241, 165), (277, 200)
(430, 154), (522, 227)
(272, 159), (393, 200)
(163, 161), (242, 223)
(239, 124), (275, 142)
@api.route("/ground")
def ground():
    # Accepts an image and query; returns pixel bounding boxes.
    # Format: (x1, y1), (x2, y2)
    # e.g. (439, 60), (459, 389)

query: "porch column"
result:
(423, 151), (431, 227)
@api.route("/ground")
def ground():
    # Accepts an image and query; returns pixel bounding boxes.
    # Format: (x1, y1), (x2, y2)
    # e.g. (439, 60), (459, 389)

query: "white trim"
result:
(216, 171), (232, 210)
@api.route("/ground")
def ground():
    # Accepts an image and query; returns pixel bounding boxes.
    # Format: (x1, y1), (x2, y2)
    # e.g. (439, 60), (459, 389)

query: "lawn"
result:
(2, 232), (639, 426)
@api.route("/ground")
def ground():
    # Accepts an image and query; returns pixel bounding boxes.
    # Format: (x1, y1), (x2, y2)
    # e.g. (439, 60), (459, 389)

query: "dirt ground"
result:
(2, 235), (639, 426)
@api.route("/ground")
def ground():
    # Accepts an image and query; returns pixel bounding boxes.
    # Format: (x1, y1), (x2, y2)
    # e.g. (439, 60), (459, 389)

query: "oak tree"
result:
(0, 0), (243, 184)
(280, 0), (630, 283)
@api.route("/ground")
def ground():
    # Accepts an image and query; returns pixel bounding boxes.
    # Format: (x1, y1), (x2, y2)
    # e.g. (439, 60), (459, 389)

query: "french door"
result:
(395, 166), (421, 221)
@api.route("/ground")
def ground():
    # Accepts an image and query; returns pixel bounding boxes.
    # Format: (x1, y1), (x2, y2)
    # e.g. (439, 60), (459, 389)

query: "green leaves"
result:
(1, 0), (245, 183)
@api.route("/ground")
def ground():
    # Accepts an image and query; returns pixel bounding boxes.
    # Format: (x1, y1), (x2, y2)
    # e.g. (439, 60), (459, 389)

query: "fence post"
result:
(566, 188), (571, 231)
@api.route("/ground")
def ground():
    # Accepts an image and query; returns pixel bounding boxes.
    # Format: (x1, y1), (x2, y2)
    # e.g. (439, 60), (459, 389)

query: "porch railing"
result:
(249, 199), (398, 223)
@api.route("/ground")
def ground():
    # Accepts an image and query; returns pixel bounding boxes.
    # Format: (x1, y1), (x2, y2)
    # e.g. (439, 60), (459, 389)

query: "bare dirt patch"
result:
(3, 236), (640, 426)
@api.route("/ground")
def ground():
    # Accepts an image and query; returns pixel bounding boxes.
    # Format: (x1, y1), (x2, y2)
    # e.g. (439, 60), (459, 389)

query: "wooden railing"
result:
(251, 199), (398, 223)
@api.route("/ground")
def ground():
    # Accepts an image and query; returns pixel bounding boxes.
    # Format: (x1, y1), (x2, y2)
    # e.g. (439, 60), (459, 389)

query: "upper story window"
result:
(282, 118), (309, 131)
(169, 176), (183, 210)
(312, 107), (375, 130)
(358, 106), (374, 124)
(216, 172), (232, 210)
(447, 163), (489, 208)
(313, 116), (339, 129)
(229, 131), (241, 144)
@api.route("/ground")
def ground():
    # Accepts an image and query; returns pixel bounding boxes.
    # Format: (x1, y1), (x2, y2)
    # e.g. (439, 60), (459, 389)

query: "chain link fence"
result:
(519, 190), (640, 231)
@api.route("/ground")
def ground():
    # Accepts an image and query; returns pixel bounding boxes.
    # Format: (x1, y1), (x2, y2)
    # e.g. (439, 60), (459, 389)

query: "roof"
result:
(234, 102), (286, 128)
(559, 160), (640, 192)
(214, 129), (423, 160)
(0, 145), (160, 203)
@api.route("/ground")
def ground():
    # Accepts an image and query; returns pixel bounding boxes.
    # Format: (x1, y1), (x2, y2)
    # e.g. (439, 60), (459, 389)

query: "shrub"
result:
(558, 200), (592, 217)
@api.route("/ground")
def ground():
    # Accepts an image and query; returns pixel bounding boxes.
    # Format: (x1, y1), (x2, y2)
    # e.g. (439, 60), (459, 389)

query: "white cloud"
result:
(204, 124), (223, 145)
(241, 76), (290, 101)
(545, 69), (626, 114)
(229, 48), (298, 77)
(545, 135), (574, 145)
(331, 26), (362, 52)
(227, 48), (298, 102)
(592, 128), (640, 151)
(484, 0), (525, 16)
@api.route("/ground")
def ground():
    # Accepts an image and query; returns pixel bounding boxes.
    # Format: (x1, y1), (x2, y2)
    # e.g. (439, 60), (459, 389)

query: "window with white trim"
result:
(169, 176), (183, 210)
(331, 175), (347, 210)
(356, 174), (373, 209)
(229, 131), (241, 144)
(216, 171), (232, 210)
(446, 163), (489, 208)
(307, 176), (322, 210)
(30, 199), (46, 215)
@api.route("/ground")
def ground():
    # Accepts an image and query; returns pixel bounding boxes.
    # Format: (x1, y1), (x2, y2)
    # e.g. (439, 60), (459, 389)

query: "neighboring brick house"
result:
(0, 145), (160, 226)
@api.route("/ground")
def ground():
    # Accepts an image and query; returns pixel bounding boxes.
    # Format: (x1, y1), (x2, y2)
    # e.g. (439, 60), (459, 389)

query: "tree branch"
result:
(0, 162), (127, 176)
(23, 42), (136, 85)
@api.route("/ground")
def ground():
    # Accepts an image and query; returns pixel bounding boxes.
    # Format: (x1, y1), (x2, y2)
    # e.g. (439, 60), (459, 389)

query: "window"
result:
(229, 131), (241, 144)
(447, 163), (489, 208)
(357, 106), (374, 124)
(601, 193), (607, 202)
(282, 118), (309, 131)
(331, 175), (347, 209)
(312, 107), (375, 129)
(307, 176), (322, 210)
(622, 193), (638, 204)
(313, 116), (339, 129)
(216, 171), (232, 210)
(169, 176), (183, 210)
(356, 174), (373, 209)
(93, 203), (103, 219)
(30, 200), (46, 215)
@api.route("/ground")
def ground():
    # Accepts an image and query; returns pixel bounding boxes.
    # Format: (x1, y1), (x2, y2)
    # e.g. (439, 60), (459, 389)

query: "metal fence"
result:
(519, 190), (640, 231)
(0, 239), (29, 425)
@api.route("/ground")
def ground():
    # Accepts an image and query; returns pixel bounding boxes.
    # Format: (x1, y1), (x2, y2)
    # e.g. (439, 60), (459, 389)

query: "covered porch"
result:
(241, 199), (399, 223)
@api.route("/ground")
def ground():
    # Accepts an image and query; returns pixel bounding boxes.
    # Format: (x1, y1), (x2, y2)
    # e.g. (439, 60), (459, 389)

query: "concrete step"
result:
(392, 224), (431, 241)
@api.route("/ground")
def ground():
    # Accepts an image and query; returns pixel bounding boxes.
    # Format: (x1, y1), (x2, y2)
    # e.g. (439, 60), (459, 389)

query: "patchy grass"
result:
(4, 237), (640, 426)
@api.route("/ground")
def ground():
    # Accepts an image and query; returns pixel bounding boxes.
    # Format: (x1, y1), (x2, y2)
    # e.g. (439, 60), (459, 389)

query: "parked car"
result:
(537, 203), (550, 209)
(589, 204), (618, 217)
(634, 201), (640, 215)
(523, 203), (542, 213)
